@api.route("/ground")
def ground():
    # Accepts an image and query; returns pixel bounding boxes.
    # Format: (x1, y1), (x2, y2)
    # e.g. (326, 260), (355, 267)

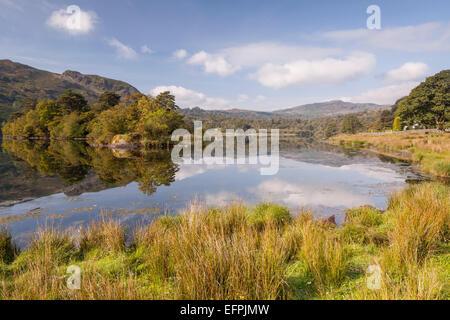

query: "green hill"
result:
(275, 100), (389, 118)
(0, 59), (140, 125)
(181, 100), (389, 120)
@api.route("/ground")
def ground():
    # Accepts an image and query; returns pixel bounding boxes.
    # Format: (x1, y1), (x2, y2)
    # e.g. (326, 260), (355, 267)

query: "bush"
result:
(247, 203), (292, 229)
(0, 227), (19, 264)
(299, 219), (349, 289)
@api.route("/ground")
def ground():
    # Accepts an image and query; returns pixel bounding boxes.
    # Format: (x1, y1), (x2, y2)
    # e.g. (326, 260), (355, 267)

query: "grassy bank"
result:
(0, 183), (448, 300)
(330, 132), (450, 178)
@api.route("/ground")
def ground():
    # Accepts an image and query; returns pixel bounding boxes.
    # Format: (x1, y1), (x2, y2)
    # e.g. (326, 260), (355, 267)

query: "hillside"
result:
(180, 107), (275, 120)
(182, 100), (389, 120)
(0, 59), (140, 124)
(275, 100), (389, 118)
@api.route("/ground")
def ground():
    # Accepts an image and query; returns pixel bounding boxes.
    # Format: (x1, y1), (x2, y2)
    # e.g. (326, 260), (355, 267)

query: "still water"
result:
(0, 139), (426, 246)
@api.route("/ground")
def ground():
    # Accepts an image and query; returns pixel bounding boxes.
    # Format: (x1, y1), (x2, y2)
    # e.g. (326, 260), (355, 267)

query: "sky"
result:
(0, 0), (449, 111)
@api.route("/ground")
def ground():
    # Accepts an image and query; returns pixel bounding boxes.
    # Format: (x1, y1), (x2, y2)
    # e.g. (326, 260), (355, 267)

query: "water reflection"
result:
(1, 139), (179, 201)
(0, 139), (427, 246)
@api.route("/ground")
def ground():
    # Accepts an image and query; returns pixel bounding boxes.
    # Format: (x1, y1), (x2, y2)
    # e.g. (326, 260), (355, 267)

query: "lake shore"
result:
(1, 182), (448, 300)
(329, 131), (450, 178)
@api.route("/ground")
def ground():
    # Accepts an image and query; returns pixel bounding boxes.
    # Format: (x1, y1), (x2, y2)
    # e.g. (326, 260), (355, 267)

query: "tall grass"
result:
(0, 227), (19, 264)
(386, 183), (449, 267)
(135, 203), (291, 299)
(331, 132), (450, 177)
(0, 183), (448, 300)
(299, 219), (349, 290)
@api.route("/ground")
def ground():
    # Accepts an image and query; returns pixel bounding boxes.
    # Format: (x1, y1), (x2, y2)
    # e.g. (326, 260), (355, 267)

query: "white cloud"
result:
(322, 22), (450, 52)
(255, 179), (369, 208)
(252, 52), (376, 88)
(188, 51), (241, 76)
(173, 49), (188, 59)
(47, 6), (98, 35)
(204, 191), (240, 206)
(141, 45), (153, 54)
(222, 42), (341, 67)
(150, 85), (229, 109)
(108, 38), (138, 60)
(343, 82), (419, 105)
(383, 62), (430, 83)
(185, 42), (340, 77)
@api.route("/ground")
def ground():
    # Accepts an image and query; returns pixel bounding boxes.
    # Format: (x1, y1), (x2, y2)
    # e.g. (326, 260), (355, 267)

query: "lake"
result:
(0, 138), (427, 246)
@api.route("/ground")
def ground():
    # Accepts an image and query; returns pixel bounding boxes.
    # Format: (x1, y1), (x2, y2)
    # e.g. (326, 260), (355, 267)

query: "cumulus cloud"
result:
(342, 82), (419, 105)
(140, 45), (153, 54)
(322, 22), (450, 52)
(150, 85), (229, 109)
(108, 38), (138, 60)
(184, 42), (340, 77)
(47, 6), (98, 35)
(383, 62), (430, 83)
(222, 42), (341, 67)
(188, 51), (241, 76)
(173, 49), (188, 59)
(255, 179), (370, 208)
(252, 52), (376, 88)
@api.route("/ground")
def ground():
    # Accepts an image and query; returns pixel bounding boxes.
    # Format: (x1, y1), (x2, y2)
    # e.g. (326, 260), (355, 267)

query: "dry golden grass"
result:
(331, 132), (450, 177)
(299, 219), (349, 290)
(386, 183), (449, 267)
(0, 183), (448, 300)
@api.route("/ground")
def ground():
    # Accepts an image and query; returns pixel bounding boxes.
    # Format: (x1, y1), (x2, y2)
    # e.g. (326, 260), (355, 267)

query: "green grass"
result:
(0, 183), (448, 300)
(331, 132), (450, 178)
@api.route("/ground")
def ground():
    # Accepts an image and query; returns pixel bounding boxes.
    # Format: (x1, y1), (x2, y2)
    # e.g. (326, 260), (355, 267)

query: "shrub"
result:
(247, 203), (292, 229)
(299, 219), (349, 289)
(0, 227), (19, 264)
(387, 183), (449, 267)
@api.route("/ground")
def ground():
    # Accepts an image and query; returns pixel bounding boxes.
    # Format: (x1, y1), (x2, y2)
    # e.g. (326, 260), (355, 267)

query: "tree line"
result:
(1, 90), (186, 146)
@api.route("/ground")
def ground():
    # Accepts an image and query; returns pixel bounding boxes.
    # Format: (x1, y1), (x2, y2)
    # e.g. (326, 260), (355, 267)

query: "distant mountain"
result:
(180, 107), (275, 120)
(0, 59), (140, 124)
(182, 100), (389, 120)
(0, 59), (389, 125)
(275, 100), (389, 118)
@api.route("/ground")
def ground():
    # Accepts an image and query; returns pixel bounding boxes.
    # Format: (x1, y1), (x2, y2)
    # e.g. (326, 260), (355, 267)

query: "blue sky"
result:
(0, 0), (449, 110)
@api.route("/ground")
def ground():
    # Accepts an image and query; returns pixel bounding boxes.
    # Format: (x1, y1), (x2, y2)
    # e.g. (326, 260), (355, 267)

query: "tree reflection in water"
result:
(1, 140), (179, 197)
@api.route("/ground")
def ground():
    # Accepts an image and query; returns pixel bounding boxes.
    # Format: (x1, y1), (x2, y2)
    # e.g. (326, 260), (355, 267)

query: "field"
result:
(1, 183), (448, 300)
(331, 132), (450, 178)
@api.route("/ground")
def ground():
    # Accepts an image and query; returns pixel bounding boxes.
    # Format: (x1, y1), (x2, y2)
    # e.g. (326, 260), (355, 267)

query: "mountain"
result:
(180, 107), (275, 120)
(182, 100), (389, 120)
(0, 59), (140, 124)
(0, 59), (389, 125)
(275, 100), (389, 118)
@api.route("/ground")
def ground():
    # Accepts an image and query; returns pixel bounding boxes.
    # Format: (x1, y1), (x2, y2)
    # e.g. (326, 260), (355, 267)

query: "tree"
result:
(341, 115), (362, 134)
(57, 90), (89, 114)
(50, 112), (87, 138)
(376, 109), (395, 131)
(94, 91), (121, 112)
(155, 91), (178, 111)
(36, 100), (61, 128)
(396, 70), (450, 129)
(393, 117), (402, 131)
(324, 122), (338, 138)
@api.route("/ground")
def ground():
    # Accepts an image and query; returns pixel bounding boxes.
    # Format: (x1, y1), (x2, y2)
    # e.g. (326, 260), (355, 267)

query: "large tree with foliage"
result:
(341, 114), (362, 134)
(57, 90), (90, 114)
(396, 70), (450, 129)
(93, 91), (121, 112)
